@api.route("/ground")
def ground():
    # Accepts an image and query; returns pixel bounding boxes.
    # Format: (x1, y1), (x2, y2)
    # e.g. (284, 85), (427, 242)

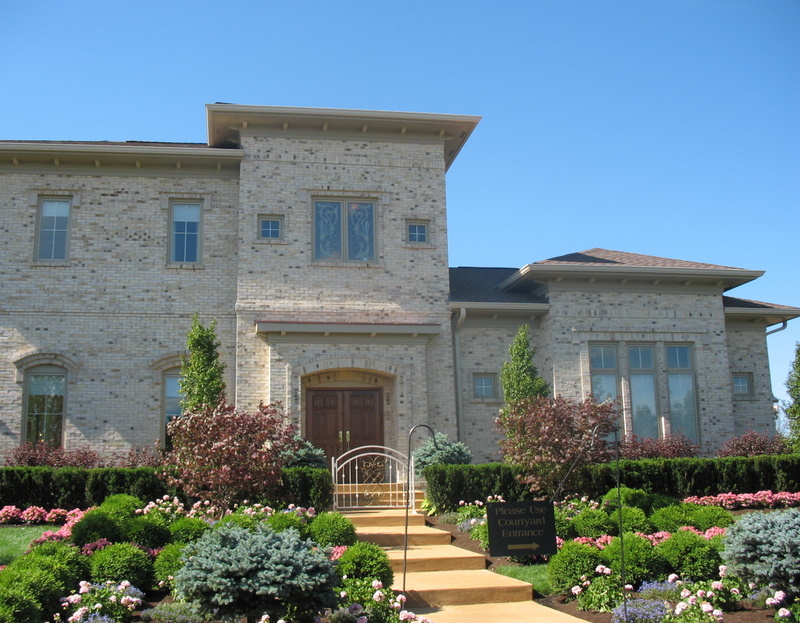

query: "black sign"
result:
(486, 501), (557, 557)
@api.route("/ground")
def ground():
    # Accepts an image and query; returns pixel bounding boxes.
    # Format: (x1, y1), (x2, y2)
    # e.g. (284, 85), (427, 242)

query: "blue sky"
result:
(2, 1), (799, 416)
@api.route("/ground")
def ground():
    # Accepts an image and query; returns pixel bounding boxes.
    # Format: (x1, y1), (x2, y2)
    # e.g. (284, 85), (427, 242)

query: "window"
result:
(163, 370), (183, 447)
(628, 345), (659, 439)
(37, 198), (71, 260)
(407, 220), (428, 244)
(170, 202), (201, 263)
(473, 374), (498, 399)
(666, 345), (698, 443)
(259, 216), (283, 241)
(25, 365), (66, 446)
(732, 373), (753, 399)
(313, 199), (375, 262)
(589, 344), (618, 402)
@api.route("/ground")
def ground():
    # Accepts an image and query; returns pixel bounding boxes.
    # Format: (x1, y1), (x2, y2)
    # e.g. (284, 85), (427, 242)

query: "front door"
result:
(306, 389), (384, 464)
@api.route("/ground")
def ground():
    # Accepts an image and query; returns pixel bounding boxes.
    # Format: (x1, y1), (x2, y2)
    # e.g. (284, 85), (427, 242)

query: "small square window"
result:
(473, 374), (498, 399)
(733, 374), (753, 398)
(407, 221), (428, 244)
(259, 216), (283, 240)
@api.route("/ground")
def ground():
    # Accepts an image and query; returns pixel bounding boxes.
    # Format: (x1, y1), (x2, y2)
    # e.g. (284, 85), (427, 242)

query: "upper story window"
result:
(37, 198), (71, 261)
(407, 220), (428, 244)
(589, 344), (618, 402)
(170, 202), (202, 264)
(313, 199), (375, 262)
(732, 373), (753, 398)
(25, 365), (66, 446)
(473, 373), (498, 399)
(259, 215), (283, 241)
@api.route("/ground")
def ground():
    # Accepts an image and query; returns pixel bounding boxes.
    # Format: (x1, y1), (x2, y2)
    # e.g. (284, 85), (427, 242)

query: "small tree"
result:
(496, 395), (617, 499)
(179, 314), (226, 413)
(785, 342), (800, 452)
(500, 324), (549, 412)
(163, 402), (300, 510)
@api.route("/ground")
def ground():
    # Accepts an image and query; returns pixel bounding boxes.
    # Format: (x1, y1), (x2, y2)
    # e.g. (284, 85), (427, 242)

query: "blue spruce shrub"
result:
(722, 507), (800, 593)
(175, 523), (338, 623)
(412, 431), (472, 476)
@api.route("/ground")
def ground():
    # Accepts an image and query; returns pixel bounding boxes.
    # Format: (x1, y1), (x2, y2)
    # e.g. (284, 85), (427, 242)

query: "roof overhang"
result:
(207, 104), (480, 171)
(449, 302), (550, 314)
(500, 264), (763, 292)
(255, 321), (441, 337)
(724, 305), (800, 327)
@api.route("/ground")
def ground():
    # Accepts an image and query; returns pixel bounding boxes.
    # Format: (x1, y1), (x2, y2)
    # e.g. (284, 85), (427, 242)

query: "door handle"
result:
(338, 431), (343, 443)
(346, 431), (351, 443)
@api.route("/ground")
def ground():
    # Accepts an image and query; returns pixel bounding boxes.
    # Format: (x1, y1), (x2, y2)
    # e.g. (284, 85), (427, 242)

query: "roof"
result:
(500, 248), (763, 291)
(449, 267), (547, 304)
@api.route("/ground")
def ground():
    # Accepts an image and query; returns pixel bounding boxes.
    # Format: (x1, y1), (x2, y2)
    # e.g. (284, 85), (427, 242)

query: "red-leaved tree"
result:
(163, 401), (300, 511)
(496, 395), (618, 499)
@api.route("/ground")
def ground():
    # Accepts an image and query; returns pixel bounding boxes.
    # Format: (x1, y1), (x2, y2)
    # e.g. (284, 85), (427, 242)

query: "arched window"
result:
(25, 365), (66, 446)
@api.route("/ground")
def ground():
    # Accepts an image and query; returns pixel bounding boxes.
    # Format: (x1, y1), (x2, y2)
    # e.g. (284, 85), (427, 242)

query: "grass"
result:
(0, 525), (52, 565)
(495, 563), (552, 596)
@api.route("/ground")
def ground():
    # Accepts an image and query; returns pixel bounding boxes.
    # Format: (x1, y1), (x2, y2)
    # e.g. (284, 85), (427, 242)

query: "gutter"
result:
(452, 307), (468, 442)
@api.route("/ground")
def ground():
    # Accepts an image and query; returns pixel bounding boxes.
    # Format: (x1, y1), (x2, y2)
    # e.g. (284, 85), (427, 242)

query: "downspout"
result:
(453, 307), (468, 442)
(766, 321), (788, 336)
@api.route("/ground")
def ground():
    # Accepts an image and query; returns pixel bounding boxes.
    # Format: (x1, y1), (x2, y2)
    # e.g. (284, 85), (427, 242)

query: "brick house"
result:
(1, 104), (797, 462)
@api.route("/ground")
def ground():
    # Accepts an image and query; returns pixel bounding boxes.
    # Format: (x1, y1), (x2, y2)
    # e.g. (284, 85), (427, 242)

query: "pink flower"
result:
(775, 591), (787, 602)
(668, 573), (679, 583)
(373, 590), (384, 602)
(571, 586), (582, 596)
(701, 602), (714, 613)
(372, 580), (383, 590)
(711, 581), (723, 591)
(778, 608), (792, 618)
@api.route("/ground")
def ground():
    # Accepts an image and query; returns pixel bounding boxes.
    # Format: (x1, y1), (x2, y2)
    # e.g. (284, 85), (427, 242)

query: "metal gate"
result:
(332, 445), (416, 511)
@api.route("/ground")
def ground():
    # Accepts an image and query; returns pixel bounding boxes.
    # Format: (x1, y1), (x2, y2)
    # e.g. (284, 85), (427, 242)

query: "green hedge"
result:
(578, 454), (800, 499)
(279, 467), (333, 510)
(423, 462), (535, 512)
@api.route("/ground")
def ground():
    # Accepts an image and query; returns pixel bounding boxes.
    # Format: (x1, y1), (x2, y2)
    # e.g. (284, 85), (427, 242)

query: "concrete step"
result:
(343, 509), (426, 528)
(414, 601), (583, 623)
(356, 523), (452, 547)
(396, 569), (532, 608)
(385, 544), (486, 573)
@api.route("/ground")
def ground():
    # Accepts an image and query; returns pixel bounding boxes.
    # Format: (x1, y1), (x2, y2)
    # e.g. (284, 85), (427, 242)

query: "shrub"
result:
(601, 532), (663, 586)
(602, 486), (651, 512)
(154, 543), (187, 590)
(335, 541), (394, 588)
(0, 585), (41, 623)
(616, 506), (652, 535)
(140, 600), (213, 622)
(280, 467), (333, 510)
(214, 512), (261, 531)
(169, 517), (211, 543)
(71, 508), (123, 547)
(59, 580), (145, 623)
(649, 503), (704, 533)
(722, 507), (800, 593)
(99, 493), (145, 520)
(555, 505), (578, 540)
(121, 516), (172, 549)
(717, 430), (789, 457)
(688, 505), (734, 531)
(0, 564), (66, 617)
(572, 508), (615, 538)
(309, 512), (357, 547)
(611, 598), (667, 623)
(546, 541), (603, 594)
(90, 542), (155, 590)
(575, 568), (624, 612)
(4, 441), (107, 468)
(26, 540), (88, 586)
(618, 434), (697, 459)
(656, 529), (722, 581)
(282, 438), (327, 469)
(412, 431), (472, 476)
(175, 523), (338, 623)
(265, 511), (311, 540)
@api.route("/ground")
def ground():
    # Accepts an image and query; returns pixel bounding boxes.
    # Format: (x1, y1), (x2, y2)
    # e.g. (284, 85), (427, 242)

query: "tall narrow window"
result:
(667, 345), (698, 444)
(163, 370), (183, 447)
(37, 198), (71, 260)
(314, 199), (375, 262)
(589, 344), (618, 402)
(25, 366), (66, 446)
(170, 202), (201, 263)
(629, 345), (659, 439)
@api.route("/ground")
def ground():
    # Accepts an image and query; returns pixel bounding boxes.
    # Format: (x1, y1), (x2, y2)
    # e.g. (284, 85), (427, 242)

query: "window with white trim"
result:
(406, 220), (429, 244)
(628, 345), (659, 439)
(589, 344), (619, 402)
(666, 345), (698, 443)
(37, 198), (71, 260)
(169, 201), (202, 264)
(313, 199), (376, 262)
(163, 368), (183, 448)
(25, 365), (66, 446)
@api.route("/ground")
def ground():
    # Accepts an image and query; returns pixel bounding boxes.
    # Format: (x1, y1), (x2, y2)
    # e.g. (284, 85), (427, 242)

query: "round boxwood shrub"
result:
(214, 513), (261, 532)
(412, 431), (472, 476)
(169, 517), (211, 543)
(656, 529), (722, 581)
(615, 506), (653, 535)
(90, 541), (154, 590)
(688, 505), (734, 531)
(122, 516), (172, 549)
(649, 504), (698, 532)
(0, 564), (66, 617)
(554, 506), (578, 540)
(0, 585), (41, 623)
(265, 511), (311, 540)
(601, 532), (664, 586)
(99, 493), (146, 521)
(154, 542), (187, 589)
(722, 507), (800, 593)
(546, 541), (603, 594)
(175, 523), (338, 623)
(71, 508), (123, 547)
(27, 541), (89, 587)
(335, 541), (394, 588)
(602, 486), (650, 512)
(309, 512), (357, 547)
(571, 508), (615, 538)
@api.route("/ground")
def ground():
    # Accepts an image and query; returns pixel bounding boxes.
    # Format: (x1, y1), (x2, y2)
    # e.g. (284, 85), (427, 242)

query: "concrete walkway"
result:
(343, 509), (583, 623)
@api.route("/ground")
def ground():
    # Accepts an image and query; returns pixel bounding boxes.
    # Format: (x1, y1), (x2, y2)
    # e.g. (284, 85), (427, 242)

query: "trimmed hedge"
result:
(424, 463), (534, 512)
(0, 465), (334, 510)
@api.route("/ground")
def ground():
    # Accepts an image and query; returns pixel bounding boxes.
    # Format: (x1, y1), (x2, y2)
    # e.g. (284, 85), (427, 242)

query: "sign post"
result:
(486, 501), (557, 558)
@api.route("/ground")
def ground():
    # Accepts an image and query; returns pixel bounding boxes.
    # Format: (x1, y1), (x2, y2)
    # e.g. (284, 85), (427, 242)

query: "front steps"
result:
(343, 508), (583, 623)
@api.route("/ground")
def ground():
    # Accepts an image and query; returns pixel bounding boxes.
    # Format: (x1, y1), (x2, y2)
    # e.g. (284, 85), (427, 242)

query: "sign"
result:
(486, 501), (557, 558)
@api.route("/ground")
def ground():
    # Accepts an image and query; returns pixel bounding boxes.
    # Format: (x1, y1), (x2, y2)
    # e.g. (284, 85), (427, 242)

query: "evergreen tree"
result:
(785, 341), (800, 451)
(179, 314), (226, 412)
(500, 324), (549, 411)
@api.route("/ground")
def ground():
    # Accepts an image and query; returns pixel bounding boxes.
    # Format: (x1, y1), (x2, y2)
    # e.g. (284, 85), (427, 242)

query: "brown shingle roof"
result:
(536, 248), (746, 271)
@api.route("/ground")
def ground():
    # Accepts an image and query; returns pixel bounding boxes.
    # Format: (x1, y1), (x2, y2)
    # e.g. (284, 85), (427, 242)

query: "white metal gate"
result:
(332, 445), (416, 511)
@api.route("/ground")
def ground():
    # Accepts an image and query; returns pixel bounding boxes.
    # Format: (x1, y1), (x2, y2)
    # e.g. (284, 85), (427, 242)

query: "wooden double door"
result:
(306, 389), (384, 464)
